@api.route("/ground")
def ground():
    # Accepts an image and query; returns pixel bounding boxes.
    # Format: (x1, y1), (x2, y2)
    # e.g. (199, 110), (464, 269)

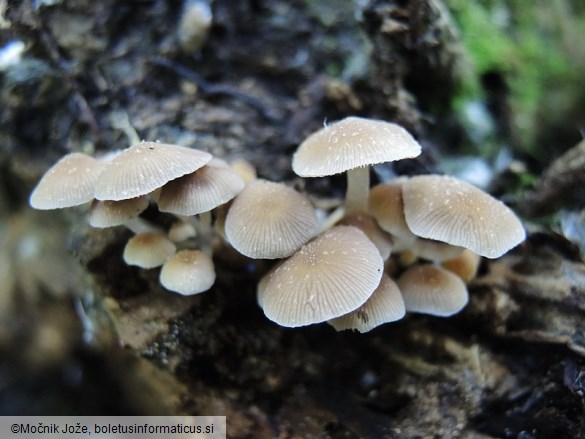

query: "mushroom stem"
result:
(124, 217), (164, 235)
(345, 166), (369, 214)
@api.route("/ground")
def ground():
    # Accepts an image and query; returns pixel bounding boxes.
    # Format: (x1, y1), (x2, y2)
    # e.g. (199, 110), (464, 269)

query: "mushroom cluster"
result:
(30, 117), (526, 333)
(29, 141), (245, 296)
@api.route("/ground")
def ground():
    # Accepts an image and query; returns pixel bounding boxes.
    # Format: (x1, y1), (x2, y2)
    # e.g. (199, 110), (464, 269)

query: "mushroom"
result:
(442, 248), (481, 283)
(159, 250), (215, 295)
(225, 179), (319, 259)
(29, 152), (105, 209)
(292, 116), (421, 214)
(230, 158), (257, 185)
(94, 141), (212, 201)
(259, 225), (383, 327)
(88, 196), (149, 229)
(157, 158), (244, 216)
(397, 264), (468, 317)
(328, 274), (405, 333)
(402, 175), (526, 258)
(123, 232), (177, 269)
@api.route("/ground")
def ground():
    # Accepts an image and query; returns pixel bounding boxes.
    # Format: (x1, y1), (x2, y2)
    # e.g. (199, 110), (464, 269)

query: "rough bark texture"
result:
(1, 1), (584, 438)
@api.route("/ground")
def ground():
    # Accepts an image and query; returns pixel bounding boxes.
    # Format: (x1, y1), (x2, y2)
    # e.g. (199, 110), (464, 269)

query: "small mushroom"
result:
(159, 250), (215, 295)
(328, 274), (405, 333)
(89, 196), (149, 228)
(230, 158), (257, 185)
(123, 232), (176, 269)
(94, 141), (212, 201)
(259, 225), (383, 327)
(397, 264), (468, 317)
(402, 175), (526, 258)
(225, 179), (319, 259)
(337, 213), (393, 260)
(29, 153), (105, 209)
(292, 116), (421, 214)
(442, 248), (481, 283)
(158, 158), (245, 216)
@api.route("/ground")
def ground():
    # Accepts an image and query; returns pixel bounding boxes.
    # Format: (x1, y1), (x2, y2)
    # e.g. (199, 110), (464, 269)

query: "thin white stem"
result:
(345, 167), (369, 214)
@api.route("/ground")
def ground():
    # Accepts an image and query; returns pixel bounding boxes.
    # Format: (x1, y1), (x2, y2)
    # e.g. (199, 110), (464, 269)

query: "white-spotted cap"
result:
(328, 274), (405, 333)
(337, 213), (393, 260)
(123, 232), (176, 269)
(158, 159), (245, 215)
(225, 180), (319, 259)
(442, 248), (481, 283)
(397, 264), (468, 317)
(89, 196), (149, 228)
(29, 153), (105, 209)
(368, 180), (416, 243)
(402, 175), (526, 258)
(260, 225), (384, 327)
(159, 250), (215, 295)
(94, 141), (212, 201)
(292, 116), (421, 177)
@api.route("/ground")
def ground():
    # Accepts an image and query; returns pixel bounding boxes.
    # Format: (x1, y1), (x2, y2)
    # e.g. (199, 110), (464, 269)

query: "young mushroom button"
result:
(29, 153), (105, 209)
(225, 179), (319, 259)
(123, 232), (177, 269)
(402, 175), (526, 258)
(292, 116), (422, 214)
(160, 250), (215, 295)
(259, 225), (384, 327)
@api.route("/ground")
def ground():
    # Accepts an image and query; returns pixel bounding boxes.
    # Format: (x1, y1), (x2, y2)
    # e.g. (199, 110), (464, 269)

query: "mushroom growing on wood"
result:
(29, 153), (105, 209)
(259, 225), (383, 327)
(159, 250), (215, 295)
(292, 116), (421, 214)
(328, 274), (405, 333)
(123, 232), (176, 269)
(225, 179), (319, 259)
(402, 175), (526, 258)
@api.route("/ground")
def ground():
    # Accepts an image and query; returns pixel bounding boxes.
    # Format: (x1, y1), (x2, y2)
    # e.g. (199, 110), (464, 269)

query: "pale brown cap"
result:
(260, 225), (384, 327)
(397, 264), (468, 317)
(123, 232), (176, 268)
(168, 221), (197, 242)
(230, 159), (257, 185)
(159, 250), (215, 295)
(328, 274), (405, 333)
(442, 248), (481, 283)
(402, 175), (526, 258)
(368, 180), (416, 243)
(158, 159), (245, 215)
(292, 116), (421, 177)
(94, 141), (212, 201)
(29, 153), (105, 209)
(337, 213), (393, 260)
(412, 238), (464, 262)
(89, 196), (149, 228)
(225, 180), (319, 259)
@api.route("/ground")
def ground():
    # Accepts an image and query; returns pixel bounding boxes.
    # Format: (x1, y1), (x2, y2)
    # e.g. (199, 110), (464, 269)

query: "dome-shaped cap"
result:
(397, 264), (468, 317)
(337, 213), (393, 260)
(292, 116), (421, 177)
(260, 225), (384, 327)
(159, 250), (215, 295)
(328, 274), (405, 333)
(29, 153), (105, 209)
(123, 232), (176, 269)
(158, 159), (245, 215)
(402, 175), (526, 258)
(225, 180), (319, 259)
(94, 141), (212, 201)
(89, 196), (149, 228)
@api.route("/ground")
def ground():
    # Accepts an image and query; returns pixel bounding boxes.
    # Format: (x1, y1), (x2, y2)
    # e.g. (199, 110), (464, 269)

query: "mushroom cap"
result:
(230, 158), (257, 185)
(328, 274), (405, 333)
(292, 116), (421, 177)
(159, 250), (215, 295)
(94, 141), (212, 201)
(397, 264), (468, 317)
(225, 179), (319, 259)
(260, 225), (384, 327)
(337, 213), (393, 260)
(402, 175), (526, 258)
(412, 238), (464, 262)
(368, 180), (416, 242)
(123, 232), (176, 269)
(442, 248), (481, 283)
(158, 159), (245, 215)
(29, 153), (105, 209)
(89, 196), (149, 228)
(168, 221), (197, 242)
